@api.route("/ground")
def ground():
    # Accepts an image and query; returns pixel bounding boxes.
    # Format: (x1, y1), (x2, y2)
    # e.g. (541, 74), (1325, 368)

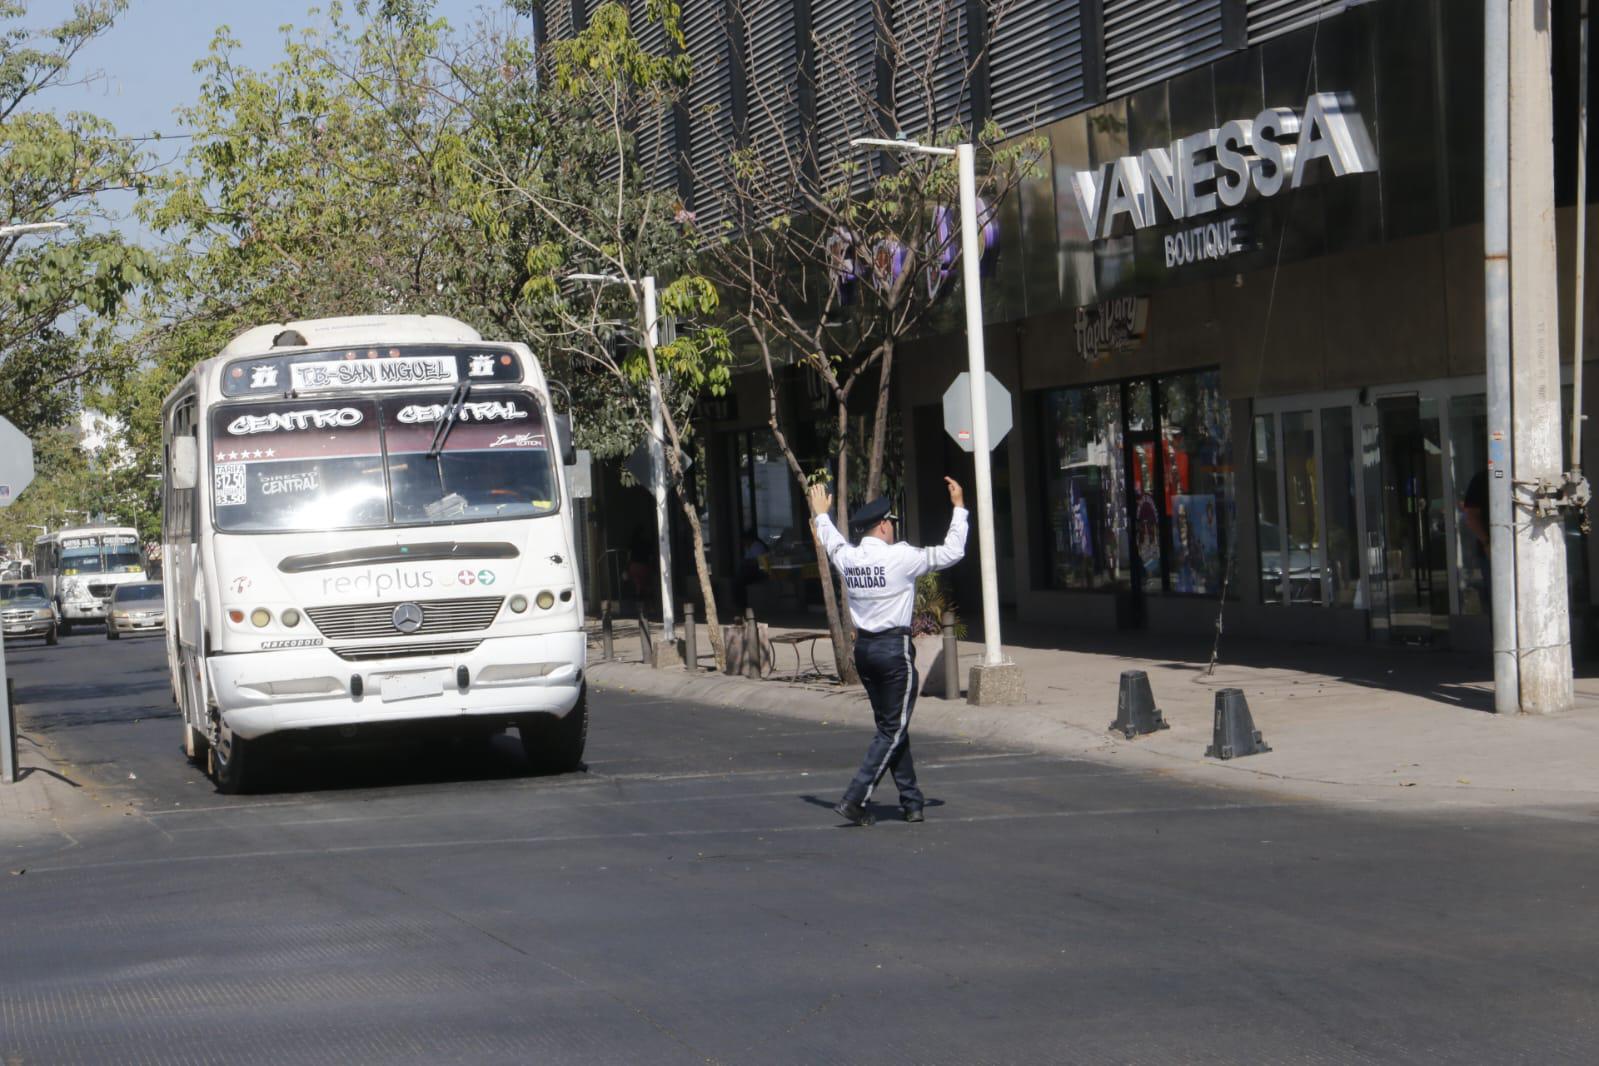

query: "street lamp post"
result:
(851, 137), (1024, 704)
(566, 272), (677, 652)
(0, 222), (66, 239)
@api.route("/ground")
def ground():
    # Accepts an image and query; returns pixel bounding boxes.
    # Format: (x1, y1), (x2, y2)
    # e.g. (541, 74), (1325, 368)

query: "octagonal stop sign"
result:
(0, 417), (33, 508)
(941, 372), (1013, 453)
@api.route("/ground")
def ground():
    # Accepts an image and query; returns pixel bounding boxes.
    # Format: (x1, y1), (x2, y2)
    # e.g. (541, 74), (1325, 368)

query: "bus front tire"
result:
(209, 730), (260, 794)
(518, 688), (587, 774)
(59, 620), (71, 637)
(106, 627), (119, 640)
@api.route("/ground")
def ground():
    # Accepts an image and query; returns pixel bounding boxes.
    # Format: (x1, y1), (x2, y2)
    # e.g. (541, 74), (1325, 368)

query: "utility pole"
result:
(1507, 0), (1574, 712)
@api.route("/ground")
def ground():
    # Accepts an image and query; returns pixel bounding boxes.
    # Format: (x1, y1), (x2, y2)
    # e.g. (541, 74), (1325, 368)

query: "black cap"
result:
(849, 496), (897, 535)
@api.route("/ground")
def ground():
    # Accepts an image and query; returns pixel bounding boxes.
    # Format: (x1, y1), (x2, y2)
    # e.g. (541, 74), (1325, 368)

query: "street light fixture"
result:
(565, 271), (676, 647)
(0, 221), (67, 239)
(850, 135), (1023, 702)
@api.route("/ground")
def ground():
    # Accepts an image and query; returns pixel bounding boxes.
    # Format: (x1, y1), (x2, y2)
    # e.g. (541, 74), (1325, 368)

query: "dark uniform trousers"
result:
(842, 629), (925, 811)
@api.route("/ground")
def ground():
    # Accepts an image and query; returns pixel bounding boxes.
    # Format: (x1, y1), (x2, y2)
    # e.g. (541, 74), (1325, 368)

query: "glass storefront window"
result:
(1281, 411), (1321, 605)
(1254, 413), (1281, 604)
(1161, 370), (1233, 596)
(1320, 407), (1361, 609)
(1041, 385), (1126, 590)
(1041, 369), (1233, 597)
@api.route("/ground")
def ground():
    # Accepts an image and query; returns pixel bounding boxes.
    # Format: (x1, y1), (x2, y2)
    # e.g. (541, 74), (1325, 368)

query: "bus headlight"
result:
(250, 608), (272, 628)
(535, 591), (556, 610)
(281, 608), (301, 628)
(509, 595), (528, 613)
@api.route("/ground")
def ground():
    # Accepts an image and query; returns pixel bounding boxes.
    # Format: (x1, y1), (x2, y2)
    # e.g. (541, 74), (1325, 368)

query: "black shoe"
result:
(833, 800), (875, 826)
(902, 806), (924, 823)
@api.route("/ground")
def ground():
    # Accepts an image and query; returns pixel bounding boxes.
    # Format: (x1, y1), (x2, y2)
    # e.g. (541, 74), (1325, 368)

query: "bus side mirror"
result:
(553, 413), (577, 467)
(171, 437), (198, 490)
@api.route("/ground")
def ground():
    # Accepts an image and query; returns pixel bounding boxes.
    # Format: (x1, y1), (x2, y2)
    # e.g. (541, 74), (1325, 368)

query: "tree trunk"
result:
(865, 336), (894, 501)
(674, 487), (726, 672)
(832, 397), (858, 662)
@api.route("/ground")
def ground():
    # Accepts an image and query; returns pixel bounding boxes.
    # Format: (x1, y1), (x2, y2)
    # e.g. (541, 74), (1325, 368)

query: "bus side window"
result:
(166, 396), (198, 544)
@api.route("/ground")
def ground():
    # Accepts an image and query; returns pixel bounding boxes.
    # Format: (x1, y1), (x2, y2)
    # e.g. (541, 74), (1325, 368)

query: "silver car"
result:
(107, 582), (166, 640)
(0, 581), (59, 646)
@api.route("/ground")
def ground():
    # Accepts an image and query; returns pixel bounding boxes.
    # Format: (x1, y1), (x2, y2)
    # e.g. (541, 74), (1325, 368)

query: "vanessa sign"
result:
(1068, 91), (1376, 242)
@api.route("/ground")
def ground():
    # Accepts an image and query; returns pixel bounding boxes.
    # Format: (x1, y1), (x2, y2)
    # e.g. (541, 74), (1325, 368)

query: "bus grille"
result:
(331, 639), (483, 662)
(306, 596), (504, 640)
(87, 583), (111, 600)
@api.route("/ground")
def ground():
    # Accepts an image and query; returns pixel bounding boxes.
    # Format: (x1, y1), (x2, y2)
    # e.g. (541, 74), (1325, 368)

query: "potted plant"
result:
(911, 573), (965, 697)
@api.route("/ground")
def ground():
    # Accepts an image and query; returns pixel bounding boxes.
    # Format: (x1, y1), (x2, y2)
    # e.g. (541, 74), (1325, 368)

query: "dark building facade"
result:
(545, 0), (1599, 654)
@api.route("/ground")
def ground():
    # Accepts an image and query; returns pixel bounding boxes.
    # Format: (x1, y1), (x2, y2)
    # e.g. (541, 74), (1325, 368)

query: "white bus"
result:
(161, 315), (587, 792)
(33, 526), (148, 633)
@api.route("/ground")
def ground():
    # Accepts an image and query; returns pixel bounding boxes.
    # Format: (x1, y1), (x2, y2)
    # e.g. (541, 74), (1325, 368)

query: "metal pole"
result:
(956, 143), (1006, 669)
(1509, 0), (1575, 712)
(1, 660), (16, 784)
(1486, 0), (1521, 713)
(601, 599), (614, 661)
(941, 609), (960, 699)
(683, 601), (697, 672)
(641, 276), (677, 647)
(1574, 0), (1590, 478)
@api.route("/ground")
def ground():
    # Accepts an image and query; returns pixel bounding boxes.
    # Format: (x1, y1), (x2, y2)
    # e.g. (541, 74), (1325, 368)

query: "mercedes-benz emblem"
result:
(392, 603), (425, 634)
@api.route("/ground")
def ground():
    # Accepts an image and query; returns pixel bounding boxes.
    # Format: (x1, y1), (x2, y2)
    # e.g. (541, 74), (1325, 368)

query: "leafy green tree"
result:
(0, 0), (160, 435)
(484, 1), (736, 668)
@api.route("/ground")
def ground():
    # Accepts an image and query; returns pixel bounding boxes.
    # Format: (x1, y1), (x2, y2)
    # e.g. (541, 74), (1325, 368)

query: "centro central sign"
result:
(1068, 91), (1376, 241)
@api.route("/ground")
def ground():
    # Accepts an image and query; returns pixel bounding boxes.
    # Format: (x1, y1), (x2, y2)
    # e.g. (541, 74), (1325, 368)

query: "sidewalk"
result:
(591, 616), (1599, 811)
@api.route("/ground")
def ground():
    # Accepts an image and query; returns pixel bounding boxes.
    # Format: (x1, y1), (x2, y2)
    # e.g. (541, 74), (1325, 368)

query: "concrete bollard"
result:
(941, 610), (959, 700)
(601, 600), (614, 662)
(744, 607), (760, 680)
(683, 602), (697, 672)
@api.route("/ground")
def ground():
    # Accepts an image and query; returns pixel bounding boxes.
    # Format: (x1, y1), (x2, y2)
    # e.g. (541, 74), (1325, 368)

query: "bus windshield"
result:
(383, 393), (557, 523)
(60, 536), (143, 575)
(209, 391), (556, 532)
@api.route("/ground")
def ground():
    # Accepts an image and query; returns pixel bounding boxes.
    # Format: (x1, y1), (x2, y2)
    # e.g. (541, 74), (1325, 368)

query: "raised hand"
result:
(808, 482), (834, 517)
(945, 477), (965, 509)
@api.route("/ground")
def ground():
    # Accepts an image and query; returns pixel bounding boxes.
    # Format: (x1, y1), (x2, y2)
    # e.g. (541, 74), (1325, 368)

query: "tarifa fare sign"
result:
(1067, 91), (1377, 251)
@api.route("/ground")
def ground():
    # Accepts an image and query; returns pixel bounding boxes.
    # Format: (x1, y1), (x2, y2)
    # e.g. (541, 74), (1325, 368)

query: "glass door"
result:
(1372, 396), (1450, 642)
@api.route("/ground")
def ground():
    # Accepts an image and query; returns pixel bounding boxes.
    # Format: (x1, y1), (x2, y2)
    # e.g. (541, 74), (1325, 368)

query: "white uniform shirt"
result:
(813, 508), (969, 632)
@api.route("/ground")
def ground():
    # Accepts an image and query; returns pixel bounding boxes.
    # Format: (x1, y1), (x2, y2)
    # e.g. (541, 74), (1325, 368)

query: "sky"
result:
(46, 0), (530, 158)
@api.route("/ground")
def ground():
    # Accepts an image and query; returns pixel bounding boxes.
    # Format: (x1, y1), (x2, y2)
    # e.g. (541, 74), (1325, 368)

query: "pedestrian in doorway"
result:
(809, 477), (968, 826)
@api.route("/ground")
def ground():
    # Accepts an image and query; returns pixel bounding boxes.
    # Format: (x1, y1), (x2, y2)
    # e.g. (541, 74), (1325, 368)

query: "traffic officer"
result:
(809, 477), (968, 826)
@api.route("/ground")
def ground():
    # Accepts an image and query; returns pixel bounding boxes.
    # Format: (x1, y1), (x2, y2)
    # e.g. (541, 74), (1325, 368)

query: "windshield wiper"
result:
(426, 382), (471, 459)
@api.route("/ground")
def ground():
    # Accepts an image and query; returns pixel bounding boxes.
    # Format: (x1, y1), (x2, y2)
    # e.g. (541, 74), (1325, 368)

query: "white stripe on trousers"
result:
(864, 635), (913, 803)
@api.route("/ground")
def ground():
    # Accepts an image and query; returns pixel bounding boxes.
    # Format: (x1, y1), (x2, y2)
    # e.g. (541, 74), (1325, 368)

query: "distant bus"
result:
(33, 526), (148, 633)
(160, 315), (587, 792)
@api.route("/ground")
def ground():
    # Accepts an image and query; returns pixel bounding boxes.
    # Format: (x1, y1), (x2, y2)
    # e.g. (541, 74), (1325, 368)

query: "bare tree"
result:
(693, 0), (1043, 681)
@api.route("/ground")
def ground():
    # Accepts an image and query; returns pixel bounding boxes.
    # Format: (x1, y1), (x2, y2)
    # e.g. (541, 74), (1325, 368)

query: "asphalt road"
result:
(4, 629), (1599, 1064)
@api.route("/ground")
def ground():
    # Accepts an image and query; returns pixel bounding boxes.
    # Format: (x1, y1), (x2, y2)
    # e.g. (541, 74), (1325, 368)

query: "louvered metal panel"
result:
(1246, 0), (1355, 45)
(988, 0), (1087, 133)
(543, 0), (575, 42)
(743, 0), (804, 186)
(306, 596), (505, 640)
(1103, 0), (1227, 99)
(810, 0), (880, 188)
(684, 0), (737, 231)
(630, 0), (680, 193)
(892, 0), (971, 138)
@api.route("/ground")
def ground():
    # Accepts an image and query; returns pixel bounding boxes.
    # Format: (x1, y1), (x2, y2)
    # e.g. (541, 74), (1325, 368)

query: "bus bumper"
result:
(61, 601), (106, 622)
(206, 630), (587, 739)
